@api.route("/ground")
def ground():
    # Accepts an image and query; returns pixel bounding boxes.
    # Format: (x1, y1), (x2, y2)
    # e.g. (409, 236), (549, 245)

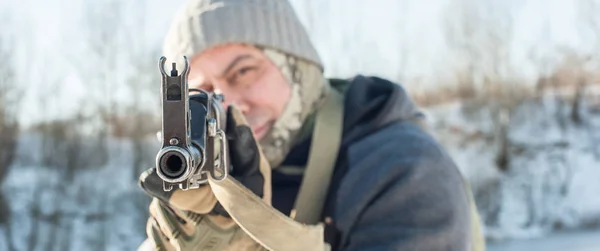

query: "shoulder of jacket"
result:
(347, 121), (446, 170)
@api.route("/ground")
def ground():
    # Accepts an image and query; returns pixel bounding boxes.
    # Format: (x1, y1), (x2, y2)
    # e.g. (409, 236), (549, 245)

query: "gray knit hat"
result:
(163, 0), (330, 168)
(163, 0), (323, 70)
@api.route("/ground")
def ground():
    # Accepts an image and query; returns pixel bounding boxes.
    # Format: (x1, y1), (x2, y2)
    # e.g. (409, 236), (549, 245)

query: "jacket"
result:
(271, 75), (475, 250)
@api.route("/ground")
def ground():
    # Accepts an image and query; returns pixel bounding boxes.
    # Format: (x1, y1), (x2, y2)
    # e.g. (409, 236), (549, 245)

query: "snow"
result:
(1, 0), (600, 249)
(487, 229), (600, 251)
(1, 135), (159, 251)
(425, 91), (600, 242)
(1, 93), (599, 250)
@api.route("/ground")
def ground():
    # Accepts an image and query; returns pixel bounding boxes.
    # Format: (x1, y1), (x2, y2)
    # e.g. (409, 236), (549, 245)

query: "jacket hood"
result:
(335, 75), (425, 144)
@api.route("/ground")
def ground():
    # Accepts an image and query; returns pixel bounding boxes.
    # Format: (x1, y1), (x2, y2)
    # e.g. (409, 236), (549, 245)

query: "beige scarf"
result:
(257, 48), (330, 168)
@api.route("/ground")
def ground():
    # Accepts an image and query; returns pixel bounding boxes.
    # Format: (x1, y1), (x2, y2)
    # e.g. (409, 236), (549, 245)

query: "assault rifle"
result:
(155, 56), (229, 192)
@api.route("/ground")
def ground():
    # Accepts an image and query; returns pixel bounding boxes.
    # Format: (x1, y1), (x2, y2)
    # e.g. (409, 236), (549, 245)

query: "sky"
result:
(1, 0), (598, 127)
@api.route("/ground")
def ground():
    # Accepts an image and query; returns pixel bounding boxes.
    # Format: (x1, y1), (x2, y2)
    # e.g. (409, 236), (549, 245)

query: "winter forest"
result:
(1, 0), (600, 250)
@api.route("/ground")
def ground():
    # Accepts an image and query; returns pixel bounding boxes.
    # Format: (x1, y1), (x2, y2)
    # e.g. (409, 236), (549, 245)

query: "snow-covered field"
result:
(425, 89), (600, 243)
(487, 229), (600, 251)
(1, 92), (600, 250)
(0, 136), (158, 251)
(1, 0), (599, 250)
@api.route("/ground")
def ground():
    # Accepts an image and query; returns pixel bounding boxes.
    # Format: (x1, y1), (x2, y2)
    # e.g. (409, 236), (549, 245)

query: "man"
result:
(137, 0), (485, 250)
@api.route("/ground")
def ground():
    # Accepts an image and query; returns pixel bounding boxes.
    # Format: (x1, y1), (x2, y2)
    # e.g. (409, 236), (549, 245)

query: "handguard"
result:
(155, 56), (229, 192)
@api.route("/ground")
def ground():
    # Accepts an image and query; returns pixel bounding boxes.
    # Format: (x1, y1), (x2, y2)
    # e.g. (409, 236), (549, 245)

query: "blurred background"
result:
(1, 0), (600, 250)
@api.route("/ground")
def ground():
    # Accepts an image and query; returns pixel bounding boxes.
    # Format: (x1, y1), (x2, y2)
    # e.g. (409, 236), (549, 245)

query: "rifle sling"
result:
(207, 88), (344, 251)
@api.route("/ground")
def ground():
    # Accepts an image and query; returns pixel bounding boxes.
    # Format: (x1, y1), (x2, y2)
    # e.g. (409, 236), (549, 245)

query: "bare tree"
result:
(572, 0), (600, 124)
(27, 182), (42, 251)
(37, 70), (71, 170)
(442, 0), (481, 86)
(529, 19), (553, 95)
(117, 0), (162, 238)
(0, 32), (19, 219)
(442, 0), (513, 95)
(578, 0), (600, 64)
(393, 0), (410, 83)
(65, 0), (129, 167)
(0, 20), (19, 251)
(120, 0), (162, 180)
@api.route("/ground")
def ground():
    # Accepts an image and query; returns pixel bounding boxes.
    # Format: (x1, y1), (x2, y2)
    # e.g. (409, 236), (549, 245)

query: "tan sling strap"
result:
(208, 177), (327, 251)
(464, 181), (486, 251)
(291, 88), (344, 224)
(206, 89), (344, 251)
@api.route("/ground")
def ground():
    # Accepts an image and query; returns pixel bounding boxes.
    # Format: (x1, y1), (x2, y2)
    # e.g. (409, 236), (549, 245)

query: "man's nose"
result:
(221, 91), (251, 115)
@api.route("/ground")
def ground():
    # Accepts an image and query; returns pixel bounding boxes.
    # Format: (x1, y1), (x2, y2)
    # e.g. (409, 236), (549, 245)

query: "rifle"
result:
(155, 56), (229, 192)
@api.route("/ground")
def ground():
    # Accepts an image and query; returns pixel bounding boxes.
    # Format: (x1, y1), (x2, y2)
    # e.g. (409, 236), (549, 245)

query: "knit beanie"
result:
(163, 0), (323, 69)
(162, 0), (330, 168)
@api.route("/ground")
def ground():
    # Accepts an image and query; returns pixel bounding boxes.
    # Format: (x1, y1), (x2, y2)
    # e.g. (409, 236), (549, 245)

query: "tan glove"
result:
(137, 105), (272, 251)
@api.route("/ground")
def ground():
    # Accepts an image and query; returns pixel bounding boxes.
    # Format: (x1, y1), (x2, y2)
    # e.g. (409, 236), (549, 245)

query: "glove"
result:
(137, 105), (272, 251)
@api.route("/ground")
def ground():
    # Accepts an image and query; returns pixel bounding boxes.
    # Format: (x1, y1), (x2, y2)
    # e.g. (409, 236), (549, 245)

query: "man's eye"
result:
(229, 66), (258, 86)
(236, 66), (255, 76)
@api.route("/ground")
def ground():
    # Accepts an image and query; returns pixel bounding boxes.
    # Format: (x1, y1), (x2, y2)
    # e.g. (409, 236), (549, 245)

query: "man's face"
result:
(188, 44), (291, 140)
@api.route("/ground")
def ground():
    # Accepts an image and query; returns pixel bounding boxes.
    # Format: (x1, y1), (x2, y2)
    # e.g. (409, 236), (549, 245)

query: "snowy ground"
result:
(0, 135), (158, 251)
(1, 92), (600, 250)
(424, 89), (600, 242)
(487, 229), (600, 251)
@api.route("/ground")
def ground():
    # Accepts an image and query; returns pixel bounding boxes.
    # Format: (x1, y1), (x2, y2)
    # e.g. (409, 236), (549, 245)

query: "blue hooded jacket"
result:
(271, 75), (473, 250)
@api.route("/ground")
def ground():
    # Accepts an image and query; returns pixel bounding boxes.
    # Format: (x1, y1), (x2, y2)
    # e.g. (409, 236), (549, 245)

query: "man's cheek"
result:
(274, 87), (291, 116)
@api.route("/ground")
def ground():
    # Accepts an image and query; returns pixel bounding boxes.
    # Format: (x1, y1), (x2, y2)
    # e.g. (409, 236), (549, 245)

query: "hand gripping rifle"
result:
(155, 56), (229, 192)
